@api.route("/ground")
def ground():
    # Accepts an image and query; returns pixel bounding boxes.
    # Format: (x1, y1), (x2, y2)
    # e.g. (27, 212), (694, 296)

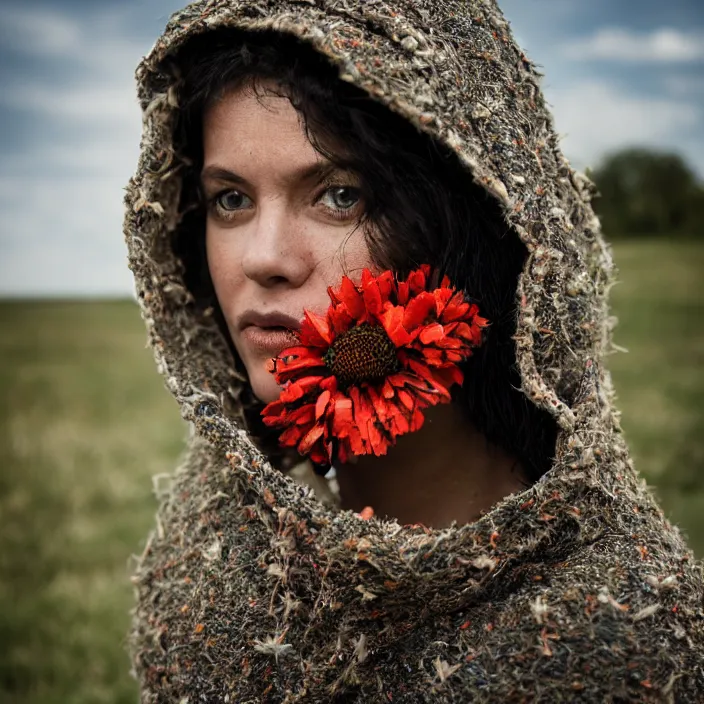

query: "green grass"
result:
(0, 240), (702, 702)
(607, 240), (704, 555)
(0, 301), (184, 703)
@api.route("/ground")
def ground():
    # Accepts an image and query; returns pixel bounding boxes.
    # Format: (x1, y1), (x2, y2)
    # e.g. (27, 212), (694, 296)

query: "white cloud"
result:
(0, 6), (147, 296)
(0, 6), (82, 56)
(1, 83), (139, 126)
(546, 80), (703, 174)
(564, 27), (704, 63)
(664, 75), (704, 98)
(0, 174), (136, 296)
(0, 6), (147, 74)
(2, 140), (138, 179)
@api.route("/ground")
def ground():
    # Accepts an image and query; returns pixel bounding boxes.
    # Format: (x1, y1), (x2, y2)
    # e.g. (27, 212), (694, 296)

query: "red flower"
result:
(261, 266), (488, 467)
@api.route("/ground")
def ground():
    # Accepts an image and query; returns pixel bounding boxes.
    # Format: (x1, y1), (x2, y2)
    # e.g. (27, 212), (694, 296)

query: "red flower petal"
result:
(273, 354), (325, 383)
(278, 377), (317, 403)
(419, 322), (445, 345)
(404, 359), (452, 398)
(298, 423), (325, 454)
(454, 321), (483, 346)
(303, 310), (333, 345)
(410, 406), (426, 432)
(361, 269), (383, 317)
(328, 302), (353, 335)
(366, 384), (393, 428)
(338, 275), (365, 319)
(315, 388), (332, 420)
(279, 421), (309, 446)
(402, 291), (435, 330)
(326, 284), (341, 306)
(397, 280), (410, 306)
(406, 267), (427, 294)
(432, 364), (464, 389)
(434, 335), (463, 349)
(390, 408), (410, 436)
(272, 345), (319, 361)
(261, 265), (487, 467)
(397, 388), (415, 412)
(432, 286), (454, 317)
(376, 270), (396, 301)
(332, 394), (354, 431)
(261, 402), (284, 424)
(368, 421), (389, 456)
(277, 404), (315, 432)
(381, 305), (412, 347)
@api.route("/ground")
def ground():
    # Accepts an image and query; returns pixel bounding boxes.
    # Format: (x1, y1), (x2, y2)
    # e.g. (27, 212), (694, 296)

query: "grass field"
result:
(1, 240), (702, 703)
(607, 240), (704, 556)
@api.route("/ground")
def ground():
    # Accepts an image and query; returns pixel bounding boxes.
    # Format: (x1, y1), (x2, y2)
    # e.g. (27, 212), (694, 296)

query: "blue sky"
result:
(0, 0), (702, 296)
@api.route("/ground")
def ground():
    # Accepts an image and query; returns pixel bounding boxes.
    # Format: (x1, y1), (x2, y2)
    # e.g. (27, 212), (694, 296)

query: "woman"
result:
(126, 1), (704, 701)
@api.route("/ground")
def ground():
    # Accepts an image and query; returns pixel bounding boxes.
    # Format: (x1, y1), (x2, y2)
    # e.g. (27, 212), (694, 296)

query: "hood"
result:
(125, 1), (702, 700)
(126, 0), (613, 463)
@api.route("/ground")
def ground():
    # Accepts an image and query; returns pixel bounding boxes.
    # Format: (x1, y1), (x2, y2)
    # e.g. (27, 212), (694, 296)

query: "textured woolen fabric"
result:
(125, 0), (704, 701)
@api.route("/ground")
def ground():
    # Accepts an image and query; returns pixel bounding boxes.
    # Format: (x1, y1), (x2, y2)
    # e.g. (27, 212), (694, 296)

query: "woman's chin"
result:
(250, 373), (282, 405)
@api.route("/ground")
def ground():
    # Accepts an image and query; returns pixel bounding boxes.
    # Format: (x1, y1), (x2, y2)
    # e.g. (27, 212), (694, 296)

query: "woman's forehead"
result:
(203, 89), (313, 164)
(201, 88), (356, 185)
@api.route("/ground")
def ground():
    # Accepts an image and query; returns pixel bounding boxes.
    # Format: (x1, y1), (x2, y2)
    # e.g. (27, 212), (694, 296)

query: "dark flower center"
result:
(324, 323), (399, 388)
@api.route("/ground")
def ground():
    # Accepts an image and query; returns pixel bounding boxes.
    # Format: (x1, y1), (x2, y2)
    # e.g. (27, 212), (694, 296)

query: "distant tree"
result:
(590, 148), (704, 238)
(684, 188), (704, 236)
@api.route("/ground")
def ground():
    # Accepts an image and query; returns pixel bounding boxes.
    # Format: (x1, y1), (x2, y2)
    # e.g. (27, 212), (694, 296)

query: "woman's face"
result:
(202, 80), (375, 403)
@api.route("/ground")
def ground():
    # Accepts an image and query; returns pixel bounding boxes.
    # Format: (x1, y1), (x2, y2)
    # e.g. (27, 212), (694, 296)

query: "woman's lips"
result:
(241, 326), (299, 355)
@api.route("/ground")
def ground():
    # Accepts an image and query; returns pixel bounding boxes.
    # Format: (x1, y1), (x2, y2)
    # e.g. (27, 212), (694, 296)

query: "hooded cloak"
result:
(125, 0), (704, 700)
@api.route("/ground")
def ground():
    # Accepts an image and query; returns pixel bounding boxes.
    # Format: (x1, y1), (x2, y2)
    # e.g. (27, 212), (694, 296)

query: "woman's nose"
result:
(241, 203), (310, 288)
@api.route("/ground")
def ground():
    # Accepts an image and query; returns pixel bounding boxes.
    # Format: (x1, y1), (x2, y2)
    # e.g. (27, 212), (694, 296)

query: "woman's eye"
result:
(319, 186), (361, 213)
(212, 190), (252, 214)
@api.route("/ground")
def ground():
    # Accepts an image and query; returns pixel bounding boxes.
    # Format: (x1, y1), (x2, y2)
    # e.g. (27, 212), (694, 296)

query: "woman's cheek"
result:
(205, 223), (246, 336)
(317, 222), (377, 288)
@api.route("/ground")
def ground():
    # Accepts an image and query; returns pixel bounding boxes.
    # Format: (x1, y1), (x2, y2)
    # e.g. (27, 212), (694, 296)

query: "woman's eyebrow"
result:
(200, 161), (346, 187)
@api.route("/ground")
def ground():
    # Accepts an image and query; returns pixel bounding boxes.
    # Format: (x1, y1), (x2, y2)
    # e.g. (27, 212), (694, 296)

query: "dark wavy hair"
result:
(171, 28), (556, 482)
